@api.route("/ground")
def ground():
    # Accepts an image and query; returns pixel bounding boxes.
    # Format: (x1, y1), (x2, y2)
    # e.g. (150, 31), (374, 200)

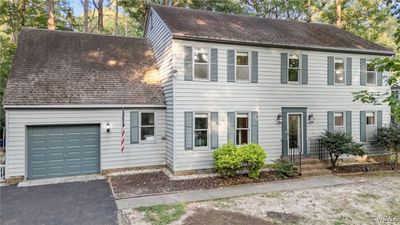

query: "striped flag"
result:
(121, 108), (125, 152)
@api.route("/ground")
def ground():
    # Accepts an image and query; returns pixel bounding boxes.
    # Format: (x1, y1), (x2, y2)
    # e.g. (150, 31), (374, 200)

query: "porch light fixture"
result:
(276, 113), (283, 124)
(308, 114), (315, 124)
(105, 122), (111, 133)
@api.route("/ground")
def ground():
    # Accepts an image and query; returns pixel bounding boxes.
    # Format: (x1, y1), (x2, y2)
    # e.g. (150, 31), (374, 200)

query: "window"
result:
(334, 58), (345, 84)
(194, 48), (209, 80)
(366, 112), (375, 125)
(334, 112), (345, 133)
(236, 113), (249, 145)
(194, 113), (208, 148)
(141, 113), (155, 142)
(288, 54), (300, 83)
(236, 52), (250, 82)
(367, 60), (377, 85)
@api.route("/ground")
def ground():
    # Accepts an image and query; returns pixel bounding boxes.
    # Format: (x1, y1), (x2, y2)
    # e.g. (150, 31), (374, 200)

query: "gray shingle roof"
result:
(3, 28), (165, 106)
(151, 5), (394, 55)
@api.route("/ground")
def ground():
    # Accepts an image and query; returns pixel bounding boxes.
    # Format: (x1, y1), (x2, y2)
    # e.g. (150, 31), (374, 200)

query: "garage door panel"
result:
(28, 125), (100, 180)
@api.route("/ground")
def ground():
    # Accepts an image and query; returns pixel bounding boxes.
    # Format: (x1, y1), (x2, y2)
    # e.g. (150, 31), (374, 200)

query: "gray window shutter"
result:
(360, 111), (366, 142)
(346, 57), (352, 86)
(301, 54), (308, 84)
(251, 111), (258, 144)
(346, 111), (352, 136)
(210, 112), (219, 149)
(377, 110), (383, 129)
(360, 58), (367, 86)
(281, 53), (288, 84)
(184, 112), (193, 150)
(210, 48), (218, 82)
(227, 50), (235, 82)
(227, 112), (235, 143)
(377, 72), (383, 86)
(130, 111), (139, 144)
(327, 56), (334, 85)
(327, 111), (334, 132)
(251, 51), (258, 83)
(184, 46), (193, 81)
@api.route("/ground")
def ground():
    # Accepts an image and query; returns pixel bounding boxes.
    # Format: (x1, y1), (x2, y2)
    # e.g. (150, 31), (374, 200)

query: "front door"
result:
(282, 107), (308, 156)
(288, 114), (302, 155)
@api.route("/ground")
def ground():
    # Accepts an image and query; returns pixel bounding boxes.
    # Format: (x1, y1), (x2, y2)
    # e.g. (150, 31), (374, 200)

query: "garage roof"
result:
(3, 28), (165, 106)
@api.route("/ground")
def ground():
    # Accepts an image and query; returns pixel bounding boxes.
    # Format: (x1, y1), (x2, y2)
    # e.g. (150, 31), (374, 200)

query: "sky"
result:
(71, 0), (83, 16)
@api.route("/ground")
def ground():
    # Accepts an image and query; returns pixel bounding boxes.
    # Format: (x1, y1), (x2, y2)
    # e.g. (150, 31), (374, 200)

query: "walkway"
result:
(116, 175), (353, 209)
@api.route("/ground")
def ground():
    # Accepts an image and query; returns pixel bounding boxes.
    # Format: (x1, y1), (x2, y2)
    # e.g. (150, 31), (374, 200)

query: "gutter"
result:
(3, 104), (167, 109)
(173, 35), (395, 56)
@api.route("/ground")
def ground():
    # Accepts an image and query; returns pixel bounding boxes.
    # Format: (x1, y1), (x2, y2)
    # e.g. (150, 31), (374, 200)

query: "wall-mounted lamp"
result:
(276, 113), (283, 124)
(308, 114), (315, 124)
(105, 122), (111, 133)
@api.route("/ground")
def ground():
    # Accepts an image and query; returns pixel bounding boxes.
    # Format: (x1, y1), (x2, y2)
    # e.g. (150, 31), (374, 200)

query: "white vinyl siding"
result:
(171, 39), (390, 171)
(5, 108), (166, 178)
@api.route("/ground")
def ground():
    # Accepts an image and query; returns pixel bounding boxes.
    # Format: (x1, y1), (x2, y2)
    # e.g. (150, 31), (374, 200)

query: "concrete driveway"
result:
(0, 180), (117, 225)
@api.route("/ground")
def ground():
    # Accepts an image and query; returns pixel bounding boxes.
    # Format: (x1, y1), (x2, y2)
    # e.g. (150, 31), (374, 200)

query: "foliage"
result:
(272, 159), (298, 178)
(213, 143), (242, 177)
(213, 143), (266, 178)
(137, 203), (186, 225)
(376, 123), (400, 168)
(320, 131), (366, 169)
(239, 144), (267, 178)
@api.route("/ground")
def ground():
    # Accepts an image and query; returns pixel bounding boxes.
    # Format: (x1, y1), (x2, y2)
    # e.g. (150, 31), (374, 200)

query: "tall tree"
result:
(335, 0), (342, 27)
(94, 0), (104, 32)
(47, 0), (56, 30)
(114, 0), (118, 35)
(83, 0), (89, 32)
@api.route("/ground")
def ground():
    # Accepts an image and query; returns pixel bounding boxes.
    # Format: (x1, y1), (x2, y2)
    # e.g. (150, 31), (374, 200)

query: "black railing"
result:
(308, 139), (329, 161)
(288, 141), (302, 174)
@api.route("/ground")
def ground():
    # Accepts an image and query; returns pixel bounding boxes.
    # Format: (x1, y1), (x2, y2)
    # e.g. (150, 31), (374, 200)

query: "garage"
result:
(27, 124), (100, 180)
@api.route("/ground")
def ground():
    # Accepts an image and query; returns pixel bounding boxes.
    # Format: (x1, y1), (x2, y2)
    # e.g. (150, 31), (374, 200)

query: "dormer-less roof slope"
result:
(3, 28), (165, 106)
(151, 5), (394, 56)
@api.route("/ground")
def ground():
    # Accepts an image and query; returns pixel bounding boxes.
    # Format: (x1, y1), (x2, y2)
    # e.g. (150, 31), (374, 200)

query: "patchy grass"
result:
(263, 191), (281, 198)
(357, 192), (380, 200)
(137, 203), (186, 225)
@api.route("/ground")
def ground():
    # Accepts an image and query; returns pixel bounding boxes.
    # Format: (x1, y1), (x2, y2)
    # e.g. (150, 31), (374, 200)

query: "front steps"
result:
(298, 157), (332, 177)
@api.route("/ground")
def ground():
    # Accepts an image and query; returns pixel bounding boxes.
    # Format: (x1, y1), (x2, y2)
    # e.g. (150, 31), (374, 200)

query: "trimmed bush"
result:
(213, 143), (242, 177)
(239, 144), (267, 178)
(272, 159), (298, 178)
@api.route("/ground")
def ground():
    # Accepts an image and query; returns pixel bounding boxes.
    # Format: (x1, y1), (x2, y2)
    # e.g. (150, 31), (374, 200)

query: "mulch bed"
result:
(332, 162), (397, 174)
(109, 171), (295, 199)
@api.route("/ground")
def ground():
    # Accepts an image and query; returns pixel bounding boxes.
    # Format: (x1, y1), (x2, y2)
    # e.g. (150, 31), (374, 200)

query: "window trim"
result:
(333, 111), (345, 132)
(139, 112), (156, 144)
(235, 51), (251, 83)
(334, 57), (346, 85)
(193, 112), (210, 150)
(366, 59), (377, 86)
(287, 53), (302, 84)
(235, 112), (250, 146)
(193, 47), (210, 81)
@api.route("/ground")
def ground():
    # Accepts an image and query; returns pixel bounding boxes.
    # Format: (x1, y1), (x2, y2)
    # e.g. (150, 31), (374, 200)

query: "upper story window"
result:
(236, 52), (250, 82)
(194, 113), (208, 148)
(367, 60), (377, 85)
(194, 48), (209, 80)
(141, 112), (155, 142)
(334, 112), (345, 133)
(335, 58), (345, 84)
(236, 113), (249, 145)
(288, 54), (300, 83)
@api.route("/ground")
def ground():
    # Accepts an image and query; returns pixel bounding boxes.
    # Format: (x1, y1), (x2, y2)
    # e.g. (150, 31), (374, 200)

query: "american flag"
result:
(121, 108), (125, 152)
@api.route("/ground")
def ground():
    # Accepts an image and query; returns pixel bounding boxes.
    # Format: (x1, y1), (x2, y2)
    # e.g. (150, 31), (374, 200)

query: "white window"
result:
(288, 54), (300, 83)
(194, 113), (208, 148)
(334, 58), (345, 84)
(236, 52), (250, 82)
(140, 112), (155, 142)
(366, 111), (376, 141)
(334, 112), (345, 133)
(236, 113), (249, 145)
(367, 60), (377, 85)
(366, 112), (375, 125)
(194, 48), (209, 80)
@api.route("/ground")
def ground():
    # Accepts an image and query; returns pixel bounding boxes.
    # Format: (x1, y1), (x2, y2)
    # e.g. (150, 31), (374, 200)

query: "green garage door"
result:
(27, 125), (100, 180)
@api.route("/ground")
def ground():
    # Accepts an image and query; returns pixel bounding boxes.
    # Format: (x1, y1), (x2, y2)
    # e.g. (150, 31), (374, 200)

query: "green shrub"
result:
(272, 159), (298, 178)
(213, 143), (242, 177)
(239, 144), (267, 178)
(376, 123), (400, 168)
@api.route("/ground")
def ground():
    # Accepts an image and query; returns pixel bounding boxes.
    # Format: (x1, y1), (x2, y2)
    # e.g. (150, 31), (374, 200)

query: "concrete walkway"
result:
(116, 175), (353, 209)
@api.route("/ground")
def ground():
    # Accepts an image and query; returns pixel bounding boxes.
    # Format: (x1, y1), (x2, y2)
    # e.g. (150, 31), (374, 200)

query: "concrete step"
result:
(300, 158), (325, 165)
(301, 163), (328, 171)
(301, 169), (332, 177)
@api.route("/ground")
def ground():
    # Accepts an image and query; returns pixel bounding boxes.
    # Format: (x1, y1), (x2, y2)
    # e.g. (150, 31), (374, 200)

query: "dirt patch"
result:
(110, 171), (295, 199)
(182, 208), (274, 225)
(333, 162), (397, 174)
(265, 211), (304, 224)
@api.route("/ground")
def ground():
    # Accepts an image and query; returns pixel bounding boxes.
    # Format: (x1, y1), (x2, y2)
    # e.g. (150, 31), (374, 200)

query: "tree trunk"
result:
(335, 0), (341, 27)
(163, 0), (168, 6)
(83, 0), (89, 32)
(305, 0), (312, 22)
(97, 0), (103, 32)
(19, 0), (26, 26)
(114, 0), (119, 35)
(46, 0), (56, 30)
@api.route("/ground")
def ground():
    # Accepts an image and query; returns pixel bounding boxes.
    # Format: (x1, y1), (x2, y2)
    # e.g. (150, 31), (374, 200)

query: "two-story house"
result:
(3, 5), (393, 181)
